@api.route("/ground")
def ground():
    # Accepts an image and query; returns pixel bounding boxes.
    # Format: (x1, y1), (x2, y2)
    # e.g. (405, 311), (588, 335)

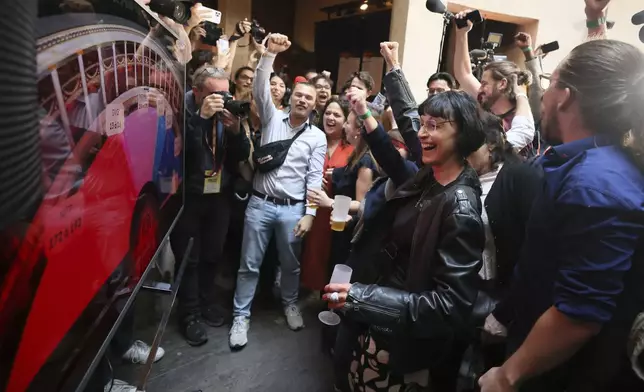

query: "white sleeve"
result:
(305, 134), (327, 216)
(506, 115), (535, 151)
(253, 53), (278, 129)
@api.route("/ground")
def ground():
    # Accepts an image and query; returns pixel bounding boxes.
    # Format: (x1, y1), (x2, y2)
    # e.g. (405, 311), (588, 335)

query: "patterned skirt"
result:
(347, 332), (432, 392)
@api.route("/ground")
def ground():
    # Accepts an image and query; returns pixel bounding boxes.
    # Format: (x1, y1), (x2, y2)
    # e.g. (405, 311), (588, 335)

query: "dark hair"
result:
(348, 71), (375, 92)
(234, 66), (254, 80)
(556, 39), (644, 164)
(479, 111), (521, 169)
(427, 72), (457, 89)
(483, 61), (532, 101)
(311, 74), (334, 89)
(321, 98), (350, 144)
(269, 72), (290, 108)
(419, 91), (486, 158)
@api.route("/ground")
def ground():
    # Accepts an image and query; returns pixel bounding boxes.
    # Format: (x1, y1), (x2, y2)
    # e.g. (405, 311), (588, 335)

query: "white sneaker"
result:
(284, 304), (304, 331)
(229, 316), (250, 349)
(122, 340), (165, 364)
(105, 379), (141, 392)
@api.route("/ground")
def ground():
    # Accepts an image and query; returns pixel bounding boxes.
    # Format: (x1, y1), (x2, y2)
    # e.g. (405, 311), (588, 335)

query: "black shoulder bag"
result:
(252, 128), (306, 173)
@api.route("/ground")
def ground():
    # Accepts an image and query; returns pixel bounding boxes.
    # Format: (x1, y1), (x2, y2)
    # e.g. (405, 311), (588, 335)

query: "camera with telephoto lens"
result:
(250, 19), (267, 42)
(147, 0), (195, 25)
(215, 91), (251, 117)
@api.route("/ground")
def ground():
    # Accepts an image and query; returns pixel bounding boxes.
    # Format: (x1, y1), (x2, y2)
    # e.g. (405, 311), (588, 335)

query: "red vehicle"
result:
(0, 5), (185, 391)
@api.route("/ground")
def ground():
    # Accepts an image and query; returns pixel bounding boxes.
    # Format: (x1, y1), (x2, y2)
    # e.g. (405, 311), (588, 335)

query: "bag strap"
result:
(291, 127), (307, 142)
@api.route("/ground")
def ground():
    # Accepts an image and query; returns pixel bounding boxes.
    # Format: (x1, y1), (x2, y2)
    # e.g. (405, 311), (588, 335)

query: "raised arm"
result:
(452, 11), (481, 99)
(347, 88), (418, 187)
(585, 0), (611, 39)
(506, 74), (535, 151)
(515, 32), (543, 123)
(380, 42), (423, 166)
(253, 34), (290, 127)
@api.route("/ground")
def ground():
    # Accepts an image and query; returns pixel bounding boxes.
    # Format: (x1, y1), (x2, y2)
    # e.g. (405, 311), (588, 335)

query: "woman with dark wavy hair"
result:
(327, 89), (487, 392)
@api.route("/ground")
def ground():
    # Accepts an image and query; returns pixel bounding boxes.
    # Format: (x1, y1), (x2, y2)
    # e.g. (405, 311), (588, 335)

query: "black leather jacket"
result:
(344, 68), (485, 378)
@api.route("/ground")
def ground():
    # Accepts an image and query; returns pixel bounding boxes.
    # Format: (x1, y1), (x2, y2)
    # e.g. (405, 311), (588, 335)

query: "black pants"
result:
(171, 192), (231, 320)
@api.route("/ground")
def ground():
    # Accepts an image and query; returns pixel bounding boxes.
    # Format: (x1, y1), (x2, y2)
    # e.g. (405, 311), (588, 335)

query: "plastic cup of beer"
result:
(307, 187), (321, 209)
(331, 195), (351, 232)
(318, 264), (353, 326)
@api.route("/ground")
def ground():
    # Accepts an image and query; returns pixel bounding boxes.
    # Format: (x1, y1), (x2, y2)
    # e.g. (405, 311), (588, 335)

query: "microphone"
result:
(469, 49), (488, 59)
(632, 10), (644, 25)
(425, 0), (447, 14)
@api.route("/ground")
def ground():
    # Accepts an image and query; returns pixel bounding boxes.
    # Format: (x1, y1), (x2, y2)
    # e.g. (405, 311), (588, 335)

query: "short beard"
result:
(480, 91), (502, 112)
(542, 112), (563, 146)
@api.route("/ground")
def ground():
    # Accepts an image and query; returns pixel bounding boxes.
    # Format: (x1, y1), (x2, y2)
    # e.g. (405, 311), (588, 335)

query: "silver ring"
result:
(330, 292), (340, 303)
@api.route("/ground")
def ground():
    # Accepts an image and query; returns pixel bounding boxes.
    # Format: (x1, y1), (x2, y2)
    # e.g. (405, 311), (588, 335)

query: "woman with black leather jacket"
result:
(325, 85), (486, 391)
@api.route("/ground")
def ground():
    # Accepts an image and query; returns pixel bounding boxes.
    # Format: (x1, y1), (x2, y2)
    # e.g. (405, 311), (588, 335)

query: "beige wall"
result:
(219, 0), (252, 74)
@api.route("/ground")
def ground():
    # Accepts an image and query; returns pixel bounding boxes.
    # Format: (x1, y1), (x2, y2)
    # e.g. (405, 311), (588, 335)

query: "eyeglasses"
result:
(315, 84), (331, 90)
(427, 88), (447, 96)
(422, 119), (453, 131)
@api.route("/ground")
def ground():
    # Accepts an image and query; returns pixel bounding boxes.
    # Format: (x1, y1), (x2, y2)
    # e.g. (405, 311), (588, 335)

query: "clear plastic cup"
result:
(331, 195), (351, 231)
(318, 264), (353, 326)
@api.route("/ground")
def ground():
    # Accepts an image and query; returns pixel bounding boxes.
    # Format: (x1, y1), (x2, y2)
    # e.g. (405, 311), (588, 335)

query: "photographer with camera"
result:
(452, 10), (535, 157)
(170, 65), (250, 346)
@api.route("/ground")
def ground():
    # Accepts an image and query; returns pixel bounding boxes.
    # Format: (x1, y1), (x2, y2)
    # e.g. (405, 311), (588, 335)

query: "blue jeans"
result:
(233, 195), (304, 318)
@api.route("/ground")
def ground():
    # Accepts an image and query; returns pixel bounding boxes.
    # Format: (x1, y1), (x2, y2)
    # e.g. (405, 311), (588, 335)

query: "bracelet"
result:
(521, 46), (533, 53)
(359, 110), (372, 120)
(586, 16), (606, 29)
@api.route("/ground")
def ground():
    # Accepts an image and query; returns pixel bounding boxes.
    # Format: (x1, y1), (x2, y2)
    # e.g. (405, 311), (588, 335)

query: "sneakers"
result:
(122, 340), (165, 364)
(180, 315), (208, 346)
(104, 379), (140, 392)
(284, 304), (304, 331)
(229, 316), (250, 349)
(201, 305), (225, 327)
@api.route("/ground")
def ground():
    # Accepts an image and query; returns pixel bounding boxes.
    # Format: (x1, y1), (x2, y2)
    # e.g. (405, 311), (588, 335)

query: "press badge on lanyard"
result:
(204, 122), (224, 194)
(204, 169), (222, 194)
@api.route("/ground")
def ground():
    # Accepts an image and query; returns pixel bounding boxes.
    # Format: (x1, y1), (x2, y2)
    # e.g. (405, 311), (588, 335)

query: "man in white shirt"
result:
(229, 34), (327, 349)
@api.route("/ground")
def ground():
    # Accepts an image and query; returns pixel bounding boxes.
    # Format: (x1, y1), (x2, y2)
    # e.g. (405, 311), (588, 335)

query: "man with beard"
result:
(452, 11), (536, 157)
(479, 38), (644, 392)
(229, 33), (326, 350)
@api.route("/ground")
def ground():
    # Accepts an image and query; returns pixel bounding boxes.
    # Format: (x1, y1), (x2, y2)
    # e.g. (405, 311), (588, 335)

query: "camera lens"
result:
(173, 2), (189, 24)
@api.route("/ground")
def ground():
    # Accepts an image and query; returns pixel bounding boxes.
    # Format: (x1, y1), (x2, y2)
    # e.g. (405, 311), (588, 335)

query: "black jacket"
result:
(344, 68), (485, 380)
(184, 93), (251, 195)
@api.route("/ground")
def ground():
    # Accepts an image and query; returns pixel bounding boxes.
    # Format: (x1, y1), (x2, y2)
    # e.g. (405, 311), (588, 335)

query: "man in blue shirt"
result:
(479, 39), (644, 391)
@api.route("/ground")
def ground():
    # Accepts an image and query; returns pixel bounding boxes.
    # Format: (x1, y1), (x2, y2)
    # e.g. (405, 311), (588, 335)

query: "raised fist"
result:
(514, 32), (532, 49)
(454, 10), (474, 33)
(379, 41), (400, 69)
(585, 0), (610, 19)
(266, 33), (291, 55)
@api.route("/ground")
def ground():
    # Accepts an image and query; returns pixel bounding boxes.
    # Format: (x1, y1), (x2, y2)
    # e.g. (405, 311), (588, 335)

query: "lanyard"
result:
(204, 120), (226, 176)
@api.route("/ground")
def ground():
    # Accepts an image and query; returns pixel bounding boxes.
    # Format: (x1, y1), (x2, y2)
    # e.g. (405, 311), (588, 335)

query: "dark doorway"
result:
(314, 10), (391, 91)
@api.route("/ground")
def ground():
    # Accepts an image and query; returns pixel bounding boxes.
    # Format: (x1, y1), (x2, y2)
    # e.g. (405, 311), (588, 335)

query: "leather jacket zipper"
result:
(350, 299), (401, 319)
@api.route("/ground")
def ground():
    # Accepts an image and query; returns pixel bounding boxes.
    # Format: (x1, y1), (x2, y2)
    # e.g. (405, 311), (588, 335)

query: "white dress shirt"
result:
(252, 52), (327, 216)
(479, 164), (502, 280)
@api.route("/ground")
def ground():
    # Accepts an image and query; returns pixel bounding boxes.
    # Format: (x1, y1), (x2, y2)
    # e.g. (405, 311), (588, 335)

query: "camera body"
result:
(215, 91), (251, 117)
(202, 21), (223, 46)
(250, 19), (267, 42)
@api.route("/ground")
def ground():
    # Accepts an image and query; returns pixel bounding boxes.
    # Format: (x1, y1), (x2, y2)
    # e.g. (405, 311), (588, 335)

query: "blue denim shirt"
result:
(508, 136), (644, 345)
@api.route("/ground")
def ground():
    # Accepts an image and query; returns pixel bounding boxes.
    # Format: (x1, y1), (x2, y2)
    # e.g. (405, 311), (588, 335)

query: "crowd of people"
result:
(102, 0), (644, 390)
